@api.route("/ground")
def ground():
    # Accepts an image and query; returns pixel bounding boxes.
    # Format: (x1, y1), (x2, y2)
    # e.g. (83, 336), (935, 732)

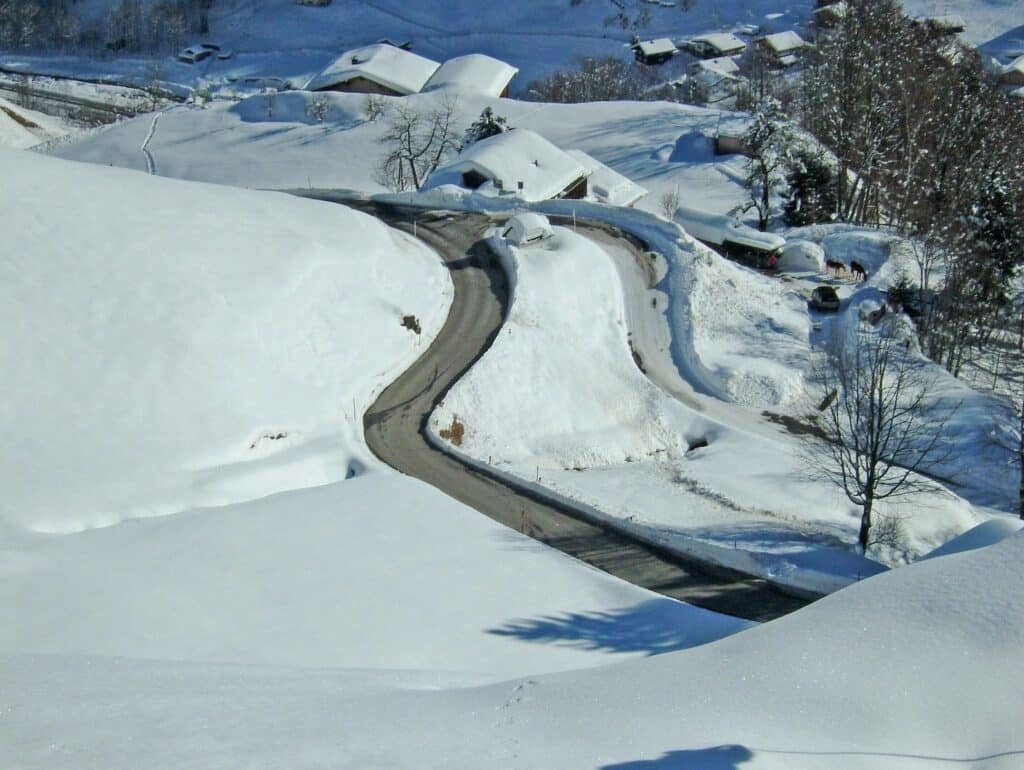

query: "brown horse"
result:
(825, 259), (846, 278)
(850, 260), (868, 281)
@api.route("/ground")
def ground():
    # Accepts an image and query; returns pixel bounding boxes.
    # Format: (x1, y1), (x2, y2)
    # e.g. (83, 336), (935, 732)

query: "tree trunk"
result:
(858, 498), (873, 553)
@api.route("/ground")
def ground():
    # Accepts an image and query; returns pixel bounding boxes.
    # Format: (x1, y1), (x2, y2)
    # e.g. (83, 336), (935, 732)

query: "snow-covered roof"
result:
(306, 44), (440, 95)
(424, 54), (518, 97)
(426, 129), (587, 202)
(566, 149), (647, 207)
(690, 32), (746, 55)
(813, 2), (847, 20)
(673, 205), (785, 252)
(915, 14), (967, 32)
(636, 38), (677, 57)
(690, 56), (741, 79)
(762, 31), (805, 55)
(1004, 55), (1024, 76)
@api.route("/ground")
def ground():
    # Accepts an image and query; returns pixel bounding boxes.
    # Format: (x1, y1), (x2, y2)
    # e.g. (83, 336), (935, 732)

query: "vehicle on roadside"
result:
(808, 285), (841, 312)
(178, 43), (221, 64)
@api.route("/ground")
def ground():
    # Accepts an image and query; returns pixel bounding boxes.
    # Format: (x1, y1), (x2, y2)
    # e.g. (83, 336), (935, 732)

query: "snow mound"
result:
(778, 238), (825, 272)
(0, 149), (451, 534)
(924, 518), (1024, 560)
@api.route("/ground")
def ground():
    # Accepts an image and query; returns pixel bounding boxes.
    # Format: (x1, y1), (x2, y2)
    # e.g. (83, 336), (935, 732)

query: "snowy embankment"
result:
(6, 528), (1022, 769)
(0, 95), (71, 149)
(0, 149), (749, 684)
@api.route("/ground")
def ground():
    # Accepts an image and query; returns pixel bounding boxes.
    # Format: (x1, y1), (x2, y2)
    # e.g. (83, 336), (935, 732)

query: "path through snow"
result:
(141, 111), (160, 175)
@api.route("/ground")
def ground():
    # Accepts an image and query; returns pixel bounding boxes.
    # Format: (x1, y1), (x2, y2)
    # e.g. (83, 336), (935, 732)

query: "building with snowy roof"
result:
(999, 56), (1024, 89)
(306, 44), (440, 96)
(682, 32), (746, 59)
(565, 150), (647, 208)
(424, 129), (588, 202)
(913, 14), (967, 36)
(633, 38), (677, 65)
(758, 31), (807, 67)
(689, 56), (741, 80)
(423, 54), (519, 97)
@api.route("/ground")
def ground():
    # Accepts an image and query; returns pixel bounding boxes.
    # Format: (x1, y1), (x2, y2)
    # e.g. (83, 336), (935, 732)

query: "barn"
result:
(423, 54), (519, 97)
(633, 38), (677, 65)
(305, 44), (440, 96)
(566, 150), (647, 207)
(1000, 56), (1024, 89)
(424, 129), (589, 202)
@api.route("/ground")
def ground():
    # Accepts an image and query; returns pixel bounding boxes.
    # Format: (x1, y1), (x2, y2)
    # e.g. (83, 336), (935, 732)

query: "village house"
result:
(633, 38), (677, 65)
(423, 54), (518, 98)
(305, 44), (440, 95)
(757, 31), (807, 67)
(680, 32), (746, 59)
(566, 150), (647, 207)
(689, 56), (741, 81)
(424, 129), (589, 202)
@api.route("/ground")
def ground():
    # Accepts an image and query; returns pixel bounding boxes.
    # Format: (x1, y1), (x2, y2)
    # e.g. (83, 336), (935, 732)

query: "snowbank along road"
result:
(298, 192), (807, 622)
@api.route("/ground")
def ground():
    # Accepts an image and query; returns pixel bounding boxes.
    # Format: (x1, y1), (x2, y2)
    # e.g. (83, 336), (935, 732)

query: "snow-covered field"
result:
(5, 525), (1023, 769)
(0, 149), (747, 688)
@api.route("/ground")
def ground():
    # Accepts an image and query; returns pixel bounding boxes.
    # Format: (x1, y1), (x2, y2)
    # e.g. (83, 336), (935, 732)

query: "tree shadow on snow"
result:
(602, 745), (754, 769)
(486, 598), (740, 656)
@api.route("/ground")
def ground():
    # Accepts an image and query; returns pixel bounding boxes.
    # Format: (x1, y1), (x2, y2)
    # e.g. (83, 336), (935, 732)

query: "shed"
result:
(502, 213), (555, 246)
(424, 129), (588, 202)
(566, 150), (648, 207)
(1000, 56), (1024, 88)
(424, 54), (519, 97)
(306, 44), (440, 95)
(673, 205), (785, 255)
(633, 38), (677, 65)
(914, 15), (967, 36)
(682, 32), (746, 58)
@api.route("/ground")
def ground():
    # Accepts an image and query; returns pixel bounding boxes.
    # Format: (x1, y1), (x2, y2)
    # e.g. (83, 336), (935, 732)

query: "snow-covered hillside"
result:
(0, 148), (748, 682)
(0, 148), (453, 533)
(0, 96), (71, 149)
(5, 526), (1022, 769)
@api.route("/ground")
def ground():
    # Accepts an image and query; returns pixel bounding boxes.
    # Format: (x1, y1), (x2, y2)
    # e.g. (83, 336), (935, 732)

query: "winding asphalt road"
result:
(300, 193), (807, 622)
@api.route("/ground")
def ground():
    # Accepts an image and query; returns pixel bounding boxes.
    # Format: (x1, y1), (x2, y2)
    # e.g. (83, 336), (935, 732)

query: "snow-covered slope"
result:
(5, 528), (1021, 769)
(0, 148), (452, 534)
(0, 96), (70, 149)
(0, 149), (749, 682)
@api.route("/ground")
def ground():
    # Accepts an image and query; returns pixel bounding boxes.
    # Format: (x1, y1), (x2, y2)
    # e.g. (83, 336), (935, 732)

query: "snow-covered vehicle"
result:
(177, 43), (220, 64)
(501, 213), (554, 246)
(808, 285), (841, 312)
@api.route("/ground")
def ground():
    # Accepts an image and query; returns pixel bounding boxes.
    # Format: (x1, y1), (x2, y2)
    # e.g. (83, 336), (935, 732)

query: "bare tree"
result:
(363, 93), (386, 122)
(658, 187), (680, 220)
(376, 95), (461, 192)
(306, 94), (330, 123)
(804, 324), (959, 553)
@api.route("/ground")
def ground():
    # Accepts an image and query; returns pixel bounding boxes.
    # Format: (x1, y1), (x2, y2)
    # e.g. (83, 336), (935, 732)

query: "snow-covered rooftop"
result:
(636, 38), (677, 57)
(690, 56), (741, 79)
(426, 129), (587, 202)
(915, 14), (967, 32)
(566, 149), (647, 207)
(762, 30), (806, 55)
(674, 205), (785, 252)
(690, 32), (746, 54)
(305, 44), (440, 95)
(1004, 55), (1024, 76)
(423, 54), (518, 97)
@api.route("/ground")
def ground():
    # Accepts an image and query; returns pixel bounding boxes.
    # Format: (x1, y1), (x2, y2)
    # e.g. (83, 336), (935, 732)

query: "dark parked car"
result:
(808, 285), (841, 312)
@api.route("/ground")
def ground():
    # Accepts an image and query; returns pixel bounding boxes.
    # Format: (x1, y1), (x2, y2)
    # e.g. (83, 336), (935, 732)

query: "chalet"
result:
(758, 31), (807, 67)
(423, 129), (588, 202)
(681, 32), (746, 59)
(633, 38), (677, 65)
(305, 44), (440, 96)
(689, 56), (741, 80)
(812, 1), (847, 29)
(566, 150), (647, 207)
(423, 54), (518, 97)
(999, 56), (1024, 88)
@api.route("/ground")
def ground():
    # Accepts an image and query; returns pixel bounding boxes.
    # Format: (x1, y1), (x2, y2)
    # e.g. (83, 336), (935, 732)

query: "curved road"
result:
(303, 194), (807, 622)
